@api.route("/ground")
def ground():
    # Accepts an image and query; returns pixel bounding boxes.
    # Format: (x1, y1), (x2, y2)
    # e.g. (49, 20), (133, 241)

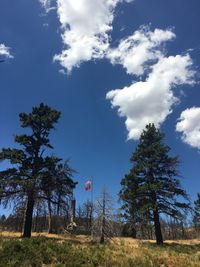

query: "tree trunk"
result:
(71, 199), (76, 224)
(57, 193), (61, 216)
(153, 208), (163, 245)
(100, 215), (105, 243)
(100, 190), (106, 244)
(54, 198), (61, 234)
(48, 197), (53, 234)
(23, 192), (34, 238)
(181, 221), (185, 239)
(130, 225), (136, 238)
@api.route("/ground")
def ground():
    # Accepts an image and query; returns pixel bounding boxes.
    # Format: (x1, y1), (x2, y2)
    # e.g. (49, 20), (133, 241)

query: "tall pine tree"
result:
(0, 103), (76, 237)
(120, 124), (190, 245)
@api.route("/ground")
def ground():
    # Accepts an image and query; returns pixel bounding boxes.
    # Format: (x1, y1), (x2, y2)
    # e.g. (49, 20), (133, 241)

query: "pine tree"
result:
(0, 103), (76, 237)
(120, 124), (190, 245)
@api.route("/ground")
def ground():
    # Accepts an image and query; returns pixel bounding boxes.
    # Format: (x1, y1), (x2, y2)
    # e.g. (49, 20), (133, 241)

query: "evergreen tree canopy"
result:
(120, 124), (190, 245)
(0, 103), (76, 237)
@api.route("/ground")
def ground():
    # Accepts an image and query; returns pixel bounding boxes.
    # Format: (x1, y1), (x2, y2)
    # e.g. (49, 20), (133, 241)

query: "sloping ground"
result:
(0, 232), (200, 267)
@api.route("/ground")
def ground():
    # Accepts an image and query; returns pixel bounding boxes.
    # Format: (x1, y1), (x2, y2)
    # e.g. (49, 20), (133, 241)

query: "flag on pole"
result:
(85, 180), (92, 191)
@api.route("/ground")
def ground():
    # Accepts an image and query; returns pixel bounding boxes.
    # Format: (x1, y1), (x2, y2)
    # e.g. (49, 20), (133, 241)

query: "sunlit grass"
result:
(0, 232), (200, 266)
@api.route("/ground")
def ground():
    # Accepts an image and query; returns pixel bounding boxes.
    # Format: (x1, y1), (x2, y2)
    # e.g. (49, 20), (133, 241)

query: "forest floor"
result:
(0, 231), (200, 266)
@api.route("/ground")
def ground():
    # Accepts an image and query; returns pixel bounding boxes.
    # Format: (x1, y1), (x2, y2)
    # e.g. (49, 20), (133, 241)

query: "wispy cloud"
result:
(0, 44), (13, 59)
(176, 107), (200, 149)
(39, 0), (56, 12)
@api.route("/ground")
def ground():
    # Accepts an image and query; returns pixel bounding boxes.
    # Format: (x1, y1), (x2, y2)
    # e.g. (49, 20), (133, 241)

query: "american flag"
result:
(85, 180), (92, 191)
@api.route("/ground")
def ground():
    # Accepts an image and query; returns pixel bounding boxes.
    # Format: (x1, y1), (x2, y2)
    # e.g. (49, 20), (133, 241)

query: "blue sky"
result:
(0, 0), (200, 215)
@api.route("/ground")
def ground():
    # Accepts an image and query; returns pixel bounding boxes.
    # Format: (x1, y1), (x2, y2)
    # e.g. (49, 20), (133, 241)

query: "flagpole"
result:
(91, 176), (94, 240)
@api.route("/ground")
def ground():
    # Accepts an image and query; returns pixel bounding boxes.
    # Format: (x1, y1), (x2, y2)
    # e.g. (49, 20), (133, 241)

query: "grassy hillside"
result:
(0, 232), (200, 267)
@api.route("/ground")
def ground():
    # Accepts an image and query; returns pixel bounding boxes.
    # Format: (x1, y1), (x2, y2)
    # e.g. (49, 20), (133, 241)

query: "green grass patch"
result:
(0, 237), (200, 267)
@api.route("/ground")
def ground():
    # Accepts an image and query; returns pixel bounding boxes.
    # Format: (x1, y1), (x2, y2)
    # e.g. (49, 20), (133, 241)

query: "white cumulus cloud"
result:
(107, 26), (175, 76)
(39, 0), (135, 72)
(39, 0), (134, 73)
(176, 107), (200, 149)
(0, 44), (13, 59)
(38, 1), (196, 142)
(107, 54), (195, 140)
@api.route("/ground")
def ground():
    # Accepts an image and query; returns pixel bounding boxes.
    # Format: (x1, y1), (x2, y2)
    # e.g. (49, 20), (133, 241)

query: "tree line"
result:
(0, 103), (200, 245)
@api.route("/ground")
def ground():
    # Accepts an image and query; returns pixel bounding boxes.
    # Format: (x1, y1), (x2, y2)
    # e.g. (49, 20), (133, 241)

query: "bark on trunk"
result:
(48, 197), (53, 234)
(56, 194), (61, 216)
(100, 215), (105, 244)
(153, 208), (163, 245)
(130, 226), (136, 239)
(181, 222), (185, 239)
(23, 192), (34, 238)
(71, 199), (76, 224)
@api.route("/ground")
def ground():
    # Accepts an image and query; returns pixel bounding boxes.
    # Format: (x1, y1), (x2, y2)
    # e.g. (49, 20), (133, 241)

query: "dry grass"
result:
(0, 231), (90, 243)
(0, 231), (200, 266)
(1, 231), (200, 244)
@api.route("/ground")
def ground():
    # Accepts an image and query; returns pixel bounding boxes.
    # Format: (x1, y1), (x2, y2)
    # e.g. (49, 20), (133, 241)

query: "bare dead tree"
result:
(93, 186), (118, 243)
